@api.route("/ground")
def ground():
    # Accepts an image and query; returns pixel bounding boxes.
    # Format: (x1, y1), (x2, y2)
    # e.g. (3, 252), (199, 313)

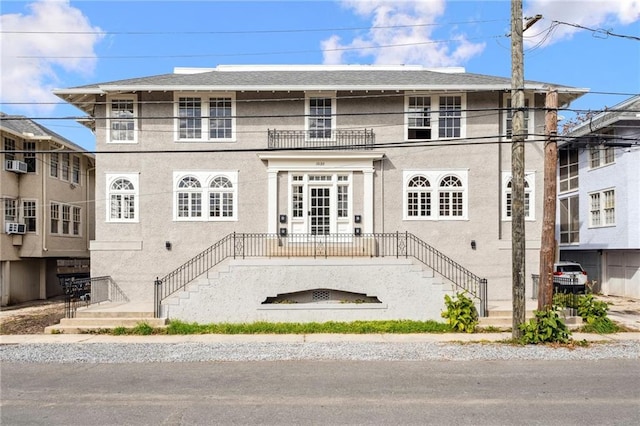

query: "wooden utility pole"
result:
(538, 89), (558, 309)
(511, 0), (526, 339)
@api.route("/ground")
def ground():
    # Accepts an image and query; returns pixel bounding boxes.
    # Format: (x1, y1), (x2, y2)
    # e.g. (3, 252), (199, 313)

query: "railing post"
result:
(233, 232), (236, 260)
(154, 277), (162, 318)
(405, 231), (408, 259)
(396, 231), (399, 259)
(242, 233), (246, 259)
(479, 278), (488, 317)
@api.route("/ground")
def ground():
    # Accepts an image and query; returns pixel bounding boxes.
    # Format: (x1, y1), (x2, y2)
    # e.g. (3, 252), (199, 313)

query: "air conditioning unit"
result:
(5, 223), (26, 234)
(5, 160), (28, 174)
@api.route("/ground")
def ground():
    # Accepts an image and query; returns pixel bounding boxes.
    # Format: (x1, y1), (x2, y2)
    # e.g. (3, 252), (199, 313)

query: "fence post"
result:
(479, 278), (488, 317)
(154, 277), (162, 318)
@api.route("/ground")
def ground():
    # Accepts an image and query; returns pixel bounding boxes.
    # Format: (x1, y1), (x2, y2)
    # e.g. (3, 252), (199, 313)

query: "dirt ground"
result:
(0, 296), (66, 335)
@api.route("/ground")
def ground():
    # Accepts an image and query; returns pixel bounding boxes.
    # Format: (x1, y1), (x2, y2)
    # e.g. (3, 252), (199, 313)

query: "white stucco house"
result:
(53, 64), (586, 322)
(1, 113), (95, 306)
(558, 95), (640, 298)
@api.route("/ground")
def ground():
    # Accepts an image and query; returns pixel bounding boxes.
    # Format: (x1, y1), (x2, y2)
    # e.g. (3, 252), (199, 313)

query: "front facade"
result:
(1, 114), (95, 306)
(558, 95), (640, 298)
(54, 65), (584, 320)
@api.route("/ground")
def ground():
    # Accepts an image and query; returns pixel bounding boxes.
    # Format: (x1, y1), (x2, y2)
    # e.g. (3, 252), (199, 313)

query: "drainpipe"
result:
(85, 160), (95, 251)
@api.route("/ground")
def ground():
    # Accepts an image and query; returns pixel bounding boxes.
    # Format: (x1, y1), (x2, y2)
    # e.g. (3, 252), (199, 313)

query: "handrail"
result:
(154, 232), (487, 317)
(268, 129), (375, 150)
(63, 276), (129, 318)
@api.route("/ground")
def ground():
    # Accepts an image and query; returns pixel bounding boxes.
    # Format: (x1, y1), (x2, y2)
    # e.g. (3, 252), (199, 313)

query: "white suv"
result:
(553, 261), (588, 293)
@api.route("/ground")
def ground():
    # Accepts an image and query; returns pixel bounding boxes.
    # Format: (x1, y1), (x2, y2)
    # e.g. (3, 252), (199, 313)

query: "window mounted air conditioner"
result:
(5, 160), (28, 174)
(5, 223), (26, 234)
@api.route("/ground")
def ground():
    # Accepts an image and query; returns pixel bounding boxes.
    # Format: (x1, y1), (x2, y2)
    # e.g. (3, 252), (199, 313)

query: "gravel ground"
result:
(2, 340), (639, 363)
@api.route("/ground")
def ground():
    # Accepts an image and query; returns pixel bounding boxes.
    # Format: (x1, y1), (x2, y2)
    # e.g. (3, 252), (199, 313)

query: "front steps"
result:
(45, 302), (166, 334)
(478, 301), (582, 330)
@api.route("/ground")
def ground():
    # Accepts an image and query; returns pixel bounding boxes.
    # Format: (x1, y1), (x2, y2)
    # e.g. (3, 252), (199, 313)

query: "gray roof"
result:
(566, 95), (640, 138)
(0, 112), (92, 155)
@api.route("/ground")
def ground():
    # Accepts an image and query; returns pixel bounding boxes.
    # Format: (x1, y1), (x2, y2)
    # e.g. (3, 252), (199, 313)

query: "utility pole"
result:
(510, 0), (526, 339)
(538, 89), (558, 309)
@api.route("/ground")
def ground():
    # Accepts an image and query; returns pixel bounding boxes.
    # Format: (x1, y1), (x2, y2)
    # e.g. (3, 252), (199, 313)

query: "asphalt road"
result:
(2, 360), (639, 425)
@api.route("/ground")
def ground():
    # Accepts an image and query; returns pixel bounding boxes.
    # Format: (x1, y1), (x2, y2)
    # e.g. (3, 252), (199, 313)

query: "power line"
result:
(553, 20), (640, 42)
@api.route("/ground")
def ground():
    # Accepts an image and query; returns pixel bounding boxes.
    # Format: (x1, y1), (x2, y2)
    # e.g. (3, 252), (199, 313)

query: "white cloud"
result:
(0, 0), (104, 113)
(523, 0), (640, 48)
(321, 0), (485, 67)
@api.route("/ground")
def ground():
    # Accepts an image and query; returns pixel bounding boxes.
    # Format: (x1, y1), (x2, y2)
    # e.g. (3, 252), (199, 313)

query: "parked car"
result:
(553, 261), (588, 293)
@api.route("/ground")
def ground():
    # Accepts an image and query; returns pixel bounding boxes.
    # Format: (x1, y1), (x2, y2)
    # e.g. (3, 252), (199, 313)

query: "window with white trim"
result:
(50, 203), (59, 233)
(4, 137), (16, 161)
(106, 173), (139, 222)
(559, 195), (579, 244)
(306, 93), (335, 139)
(590, 189), (615, 227)
(406, 94), (465, 140)
(175, 93), (236, 142)
(559, 148), (578, 193)
(24, 142), (36, 173)
(107, 96), (137, 143)
(502, 172), (535, 221)
(173, 171), (238, 221)
(49, 202), (79, 235)
(403, 170), (468, 220)
(504, 95), (532, 139)
(72, 156), (81, 184)
(589, 145), (615, 169)
(62, 205), (70, 234)
(4, 198), (17, 223)
(73, 206), (81, 236)
(23, 200), (36, 232)
(61, 153), (70, 181)
(50, 152), (59, 178)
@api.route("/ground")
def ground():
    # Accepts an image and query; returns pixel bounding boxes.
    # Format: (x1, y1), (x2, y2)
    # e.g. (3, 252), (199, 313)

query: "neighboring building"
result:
(1, 113), (95, 306)
(558, 95), (640, 298)
(53, 65), (585, 322)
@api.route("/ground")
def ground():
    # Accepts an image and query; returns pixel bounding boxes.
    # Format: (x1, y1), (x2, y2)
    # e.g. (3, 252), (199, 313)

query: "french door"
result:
(309, 186), (331, 235)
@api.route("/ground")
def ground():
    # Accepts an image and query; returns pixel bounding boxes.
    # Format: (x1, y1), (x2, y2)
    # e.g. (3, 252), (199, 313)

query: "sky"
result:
(1, 0), (639, 150)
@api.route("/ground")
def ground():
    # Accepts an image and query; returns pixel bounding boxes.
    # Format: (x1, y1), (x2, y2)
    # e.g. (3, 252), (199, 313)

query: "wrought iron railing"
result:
(155, 232), (487, 317)
(62, 276), (129, 318)
(267, 129), (375, 150)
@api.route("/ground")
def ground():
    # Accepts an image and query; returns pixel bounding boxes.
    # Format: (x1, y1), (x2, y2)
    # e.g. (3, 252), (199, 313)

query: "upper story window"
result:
(589, 188), (615, 227)
(173, 171), (238, 221)
(23, 200), (36, 232)
(175, 93), (236, 142)
(107, 96), (137, 143)
(4, 137), (16, 161)
(406, 94), (465, 140)
(61, 153), (70, 181)
(106, 173), (139, 222)
(403, 170), (468, 220)
(504, 95), (533, 139)
(23, 142), (36, 173)
(49, 202), (80, 236)
(559, 195), (579, 244)
(72, 156), (81, 184)
(589, 145), (615, 169)
(50, 152), (59, 178)
(306, 93), (335, 139)
(4, 198), (17, 222)
(559, 148), (578, 193)
(502, 173), (535, 221)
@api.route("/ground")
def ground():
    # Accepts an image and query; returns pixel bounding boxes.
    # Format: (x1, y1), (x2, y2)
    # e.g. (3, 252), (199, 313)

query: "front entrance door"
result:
(309, 186), (331, 235)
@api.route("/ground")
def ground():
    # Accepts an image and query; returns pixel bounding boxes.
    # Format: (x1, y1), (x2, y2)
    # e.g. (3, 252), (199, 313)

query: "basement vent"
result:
(312, 290), (331, 301)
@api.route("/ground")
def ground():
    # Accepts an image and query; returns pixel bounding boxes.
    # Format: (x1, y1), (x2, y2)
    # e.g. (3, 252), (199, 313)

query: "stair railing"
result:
(154, 232), (487, 317)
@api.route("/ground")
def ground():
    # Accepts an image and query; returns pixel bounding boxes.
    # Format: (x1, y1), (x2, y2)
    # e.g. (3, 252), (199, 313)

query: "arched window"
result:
(505, 178), (532, 219)
(209, 176), (234, 218)
(407, 175), (432, 217)
(177, 176), (202, 218)
(109, 178), (136, 221)
(439, 175), (463, 217)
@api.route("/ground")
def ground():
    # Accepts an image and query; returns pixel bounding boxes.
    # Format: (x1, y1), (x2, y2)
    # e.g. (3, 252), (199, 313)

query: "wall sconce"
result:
(354, 227), (362, 236)
(279, 214), (287, 224)
(354, 215), (362, 224)
(279, 228), (287, 237)
(165, 241), (172, 250)
(470, 240), (476, 250)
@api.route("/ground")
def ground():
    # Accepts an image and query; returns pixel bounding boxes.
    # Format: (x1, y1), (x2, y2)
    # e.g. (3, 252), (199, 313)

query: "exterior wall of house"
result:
(1, 132), (93, 305)
(88, 87), (547, 303)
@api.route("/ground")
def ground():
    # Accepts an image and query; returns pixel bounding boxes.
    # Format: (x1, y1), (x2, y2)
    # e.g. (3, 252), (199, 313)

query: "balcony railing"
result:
(268, 129), (375, 150)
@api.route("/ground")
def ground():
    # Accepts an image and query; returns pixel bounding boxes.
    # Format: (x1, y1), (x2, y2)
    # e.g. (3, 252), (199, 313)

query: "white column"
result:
(267, 170), (278, 233)
(363, 168), (374, 233)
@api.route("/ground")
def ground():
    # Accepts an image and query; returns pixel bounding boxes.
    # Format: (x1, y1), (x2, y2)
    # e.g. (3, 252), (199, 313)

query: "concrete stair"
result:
(44, 302), (167, 334)
(478, 300), (583, 330)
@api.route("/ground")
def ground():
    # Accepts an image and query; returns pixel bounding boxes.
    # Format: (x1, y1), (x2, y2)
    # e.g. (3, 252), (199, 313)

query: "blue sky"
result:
(1, 0), (639, 150)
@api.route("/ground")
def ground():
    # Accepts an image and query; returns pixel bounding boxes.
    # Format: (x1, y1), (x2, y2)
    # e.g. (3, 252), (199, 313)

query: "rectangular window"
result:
(72, 156), (81, 184)
(559, 149), (579, 192)
(73, 206), (81, 236)
(408, 96), (431, 139)
(589, 145), (614, 169)
(209, 97), (232, 139)
(560, 196), (579, 244)
(590, 189), (615, 227)
(308, 97), (332, 139)
(50, 152), (59, 177)
(4, 198), (17, 222)
(23, 200), (36, 232)
(61, 153), (70, 181)
(209, 193), (232, 218)
(50, 203), (59, 234)
(110, 98), (135, 142)
(179, 97), (202, 139)
(4, 137), (16, 161)
(62, 205), (70, 234)
(505, 98), (530, 138)
(438, 96), (461, 138)
(337, 185), (348, 218)
(24, 142), (36, 173)
(292, 185), (303, 218)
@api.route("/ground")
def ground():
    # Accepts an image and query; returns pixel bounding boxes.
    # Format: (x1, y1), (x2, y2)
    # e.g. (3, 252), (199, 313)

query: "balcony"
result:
(268, 129), (375, 150)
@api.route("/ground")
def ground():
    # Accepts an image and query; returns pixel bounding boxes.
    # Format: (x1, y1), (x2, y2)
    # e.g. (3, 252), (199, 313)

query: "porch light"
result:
(165, 241), (172, 250)
(354, 215), (362, 223)
(279, 214), (287, 223)
(471, 240), (476, 250)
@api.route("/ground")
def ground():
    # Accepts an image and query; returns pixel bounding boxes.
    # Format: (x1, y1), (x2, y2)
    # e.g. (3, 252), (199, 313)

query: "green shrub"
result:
(441, 292), (479, 333)
(577, 294), (620, 334)
(518, 308), (571, 344)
